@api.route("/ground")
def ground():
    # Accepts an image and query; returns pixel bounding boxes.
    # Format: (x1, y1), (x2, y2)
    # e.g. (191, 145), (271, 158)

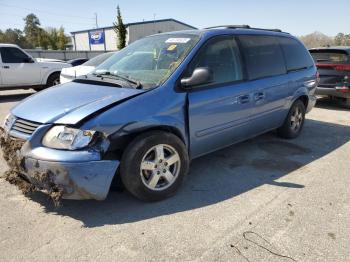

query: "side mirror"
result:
(23, 57), (34, 63)
(181, 67), (213, 88)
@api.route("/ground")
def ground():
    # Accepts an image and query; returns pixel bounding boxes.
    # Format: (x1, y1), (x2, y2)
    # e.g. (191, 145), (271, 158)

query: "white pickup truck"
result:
(0, 44), (71, 91)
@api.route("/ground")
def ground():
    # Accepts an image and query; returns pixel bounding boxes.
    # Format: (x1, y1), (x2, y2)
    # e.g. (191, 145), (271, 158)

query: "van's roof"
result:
(157, 26), (293, 39)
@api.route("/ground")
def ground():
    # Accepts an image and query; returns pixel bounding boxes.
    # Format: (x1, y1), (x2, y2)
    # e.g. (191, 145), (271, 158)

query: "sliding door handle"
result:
(254, 92), (265, 102)
(237, 94), (250, 104)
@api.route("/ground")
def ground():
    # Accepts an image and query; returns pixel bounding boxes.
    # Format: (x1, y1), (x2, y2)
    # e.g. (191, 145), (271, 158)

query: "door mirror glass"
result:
(181, 67), (213, 87)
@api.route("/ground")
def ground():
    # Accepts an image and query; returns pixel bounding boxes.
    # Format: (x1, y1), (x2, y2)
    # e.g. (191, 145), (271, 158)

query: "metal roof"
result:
(70, 18), (197, 34)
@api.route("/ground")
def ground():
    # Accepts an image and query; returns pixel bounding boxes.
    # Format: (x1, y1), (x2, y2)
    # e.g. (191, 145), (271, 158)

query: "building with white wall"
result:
(71, 18), (196, 51)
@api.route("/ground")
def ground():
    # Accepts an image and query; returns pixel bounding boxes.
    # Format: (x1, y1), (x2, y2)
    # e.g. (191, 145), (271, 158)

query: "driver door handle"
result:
(2, 66), (10, 69)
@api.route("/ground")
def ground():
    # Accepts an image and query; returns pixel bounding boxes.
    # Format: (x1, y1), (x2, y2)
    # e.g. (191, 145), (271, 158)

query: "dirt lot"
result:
(0, 90), (349, 262)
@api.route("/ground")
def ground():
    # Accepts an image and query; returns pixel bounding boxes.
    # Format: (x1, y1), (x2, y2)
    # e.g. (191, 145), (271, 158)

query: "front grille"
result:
(11, 118), (42, 136)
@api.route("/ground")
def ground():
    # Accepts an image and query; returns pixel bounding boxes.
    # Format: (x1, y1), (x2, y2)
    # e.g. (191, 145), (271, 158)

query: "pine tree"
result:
(113, 5), (127, 50)
(23, 13), (41, 48)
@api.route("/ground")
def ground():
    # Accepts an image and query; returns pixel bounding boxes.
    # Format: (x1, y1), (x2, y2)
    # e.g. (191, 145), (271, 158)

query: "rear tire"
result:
(46, 72), (61, 88)
(120, 131), (189, 202)
(277, 99), (306, 139)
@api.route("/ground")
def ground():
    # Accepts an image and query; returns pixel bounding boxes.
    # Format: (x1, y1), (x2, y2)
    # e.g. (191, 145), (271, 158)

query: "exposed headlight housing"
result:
(3, 114), (16, 132)
(42, 126), (97, 150)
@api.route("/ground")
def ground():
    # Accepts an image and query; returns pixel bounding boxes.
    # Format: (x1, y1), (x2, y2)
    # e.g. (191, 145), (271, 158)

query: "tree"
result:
(113, 5), (127, 49)
(45, 27), (59, 49)
(0, 28), (30, 48)
(57, 27), (68, 50)
(299, 31), (334, 48)
(23, 13), (42, 48)
(334, 33), (350, 46)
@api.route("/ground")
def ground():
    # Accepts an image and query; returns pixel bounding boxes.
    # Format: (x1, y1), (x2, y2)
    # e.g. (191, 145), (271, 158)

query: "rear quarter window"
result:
(239, 35), (286, 80)
(279, 37), (314, 71)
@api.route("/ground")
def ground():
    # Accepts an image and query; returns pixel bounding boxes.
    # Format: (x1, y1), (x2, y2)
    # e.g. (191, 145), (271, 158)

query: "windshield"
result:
(93, 34), (200, 89)
(83, 52), (115, 66)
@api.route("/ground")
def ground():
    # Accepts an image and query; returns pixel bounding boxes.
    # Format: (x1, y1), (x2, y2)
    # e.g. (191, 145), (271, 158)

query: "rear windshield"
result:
(309, 50), (349, 63)
(83, 52), (115, 66)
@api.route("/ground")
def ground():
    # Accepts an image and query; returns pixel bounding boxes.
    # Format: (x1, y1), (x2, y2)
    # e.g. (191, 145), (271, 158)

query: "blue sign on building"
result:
(89, 30), (105, 45)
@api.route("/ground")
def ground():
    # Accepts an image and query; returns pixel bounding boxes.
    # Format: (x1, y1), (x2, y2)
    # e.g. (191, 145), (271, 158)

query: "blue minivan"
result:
(1, 26), (317, 201)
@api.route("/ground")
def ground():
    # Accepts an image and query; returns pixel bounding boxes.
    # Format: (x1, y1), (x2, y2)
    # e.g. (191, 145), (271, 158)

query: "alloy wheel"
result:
(140, 144), (181, 191)
(53, 78), (60, 86)
(290, 106), (303, 131)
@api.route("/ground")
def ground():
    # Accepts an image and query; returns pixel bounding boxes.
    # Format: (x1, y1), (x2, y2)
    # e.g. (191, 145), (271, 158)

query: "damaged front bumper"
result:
(0, 125), (120, 201)
(23, 158), (119, 200)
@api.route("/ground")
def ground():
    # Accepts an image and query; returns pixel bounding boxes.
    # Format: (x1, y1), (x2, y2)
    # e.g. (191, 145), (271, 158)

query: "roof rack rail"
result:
(204, 25), (251, 29)
(204, 25), (285, 33)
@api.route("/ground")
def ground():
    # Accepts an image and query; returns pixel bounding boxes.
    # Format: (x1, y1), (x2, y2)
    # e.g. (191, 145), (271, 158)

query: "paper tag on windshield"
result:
(165, 38), (191, 44)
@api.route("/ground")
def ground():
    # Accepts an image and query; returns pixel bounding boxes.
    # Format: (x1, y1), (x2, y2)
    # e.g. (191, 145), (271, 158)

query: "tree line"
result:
(300, 31), (350, 49)
(0, 13), (68, 50)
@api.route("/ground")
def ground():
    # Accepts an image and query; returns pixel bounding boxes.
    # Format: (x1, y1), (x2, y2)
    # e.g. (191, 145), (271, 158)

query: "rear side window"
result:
(187, 36), (243, 85)
(309, 50), (349, 64)
(239, 35), (286, 80)
(279, 37), (314, 71)
(0, 47), (29, 63)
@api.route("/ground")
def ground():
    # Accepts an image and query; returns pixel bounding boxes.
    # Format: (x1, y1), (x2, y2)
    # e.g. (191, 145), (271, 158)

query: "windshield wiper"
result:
(93, 71), (143, 89)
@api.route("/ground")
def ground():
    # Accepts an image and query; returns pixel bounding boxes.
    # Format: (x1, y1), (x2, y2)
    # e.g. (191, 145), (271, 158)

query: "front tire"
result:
(120, 131), (189, 201)
(277, 99), (306, 139)
(46, 72), (61, 88)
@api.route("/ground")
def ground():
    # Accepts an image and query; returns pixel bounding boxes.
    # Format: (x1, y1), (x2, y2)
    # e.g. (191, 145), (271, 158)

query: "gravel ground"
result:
(0, 90), (349, 262)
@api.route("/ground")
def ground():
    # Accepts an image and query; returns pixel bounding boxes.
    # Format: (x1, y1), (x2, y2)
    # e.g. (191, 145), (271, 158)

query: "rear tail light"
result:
(335, 86), (349, 93)
(316, 64), (350, 71)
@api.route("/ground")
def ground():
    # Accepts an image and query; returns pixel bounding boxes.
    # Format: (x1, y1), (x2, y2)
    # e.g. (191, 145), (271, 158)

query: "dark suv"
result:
(309, 47), (350, 106)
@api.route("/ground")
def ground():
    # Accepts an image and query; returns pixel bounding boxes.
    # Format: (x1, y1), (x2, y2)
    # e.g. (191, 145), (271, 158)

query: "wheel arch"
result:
(297, 94), (309, 109)
(105, 124), (188, 160)
(290, 86), (309, 109)
(43, 70), (61, 85)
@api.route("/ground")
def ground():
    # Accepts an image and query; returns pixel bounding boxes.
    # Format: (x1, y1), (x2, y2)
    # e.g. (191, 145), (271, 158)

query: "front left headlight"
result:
(42, 126), (97, 150)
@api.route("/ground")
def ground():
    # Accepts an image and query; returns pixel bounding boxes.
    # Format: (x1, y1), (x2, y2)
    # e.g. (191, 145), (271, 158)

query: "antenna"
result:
(153, 13), (156, 33)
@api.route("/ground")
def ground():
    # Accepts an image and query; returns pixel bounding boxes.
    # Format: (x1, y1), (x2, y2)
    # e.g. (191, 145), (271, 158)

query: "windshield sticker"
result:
(167, 44), (177, 51)
(165, 38), (191, 44)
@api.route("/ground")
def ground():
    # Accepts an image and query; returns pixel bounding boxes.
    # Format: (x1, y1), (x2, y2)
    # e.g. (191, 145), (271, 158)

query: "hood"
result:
(12, 82), (145, 125)
(61, 65), (95, 77)
(36, 58), (65, 63)
(36, 60), (71, 69)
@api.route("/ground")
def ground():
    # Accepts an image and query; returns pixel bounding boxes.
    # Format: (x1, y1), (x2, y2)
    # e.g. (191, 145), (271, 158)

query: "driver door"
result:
(186, 36), (256, 158)
(0, 47), (41, 86)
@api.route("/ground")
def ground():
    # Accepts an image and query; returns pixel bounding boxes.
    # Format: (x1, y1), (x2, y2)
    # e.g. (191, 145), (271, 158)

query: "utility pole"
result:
(94, 13), (98, 28)
(153, 13), (156, 33)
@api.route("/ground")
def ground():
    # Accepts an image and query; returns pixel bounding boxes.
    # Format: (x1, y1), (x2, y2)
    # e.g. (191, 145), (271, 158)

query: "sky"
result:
(0, 0), (348, 37)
